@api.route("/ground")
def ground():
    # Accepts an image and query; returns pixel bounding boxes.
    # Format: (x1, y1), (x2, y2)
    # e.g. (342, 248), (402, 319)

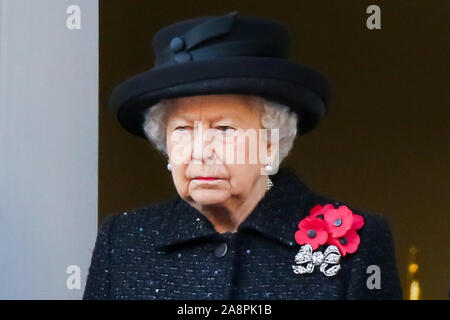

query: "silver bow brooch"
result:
(292, 244), (341, 277)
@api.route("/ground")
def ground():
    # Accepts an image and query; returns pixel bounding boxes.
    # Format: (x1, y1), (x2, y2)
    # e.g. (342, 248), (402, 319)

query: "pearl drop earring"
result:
(264, 164), (272, 174)
(167, 162), (172, 171)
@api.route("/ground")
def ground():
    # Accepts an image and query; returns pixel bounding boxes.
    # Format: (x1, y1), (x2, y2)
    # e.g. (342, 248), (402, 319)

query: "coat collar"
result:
(154, 168), (317, 249)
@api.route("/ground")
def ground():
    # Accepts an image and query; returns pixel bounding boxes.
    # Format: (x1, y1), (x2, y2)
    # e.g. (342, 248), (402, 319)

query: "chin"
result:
(190, 189), (230, 206)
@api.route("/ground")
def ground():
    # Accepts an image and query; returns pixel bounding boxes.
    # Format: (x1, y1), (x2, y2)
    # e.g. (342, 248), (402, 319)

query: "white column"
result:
(0, 0), (98, 299)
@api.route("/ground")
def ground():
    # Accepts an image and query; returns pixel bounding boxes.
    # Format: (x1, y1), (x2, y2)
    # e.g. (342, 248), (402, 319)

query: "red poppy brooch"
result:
(292, 204), (365, 277)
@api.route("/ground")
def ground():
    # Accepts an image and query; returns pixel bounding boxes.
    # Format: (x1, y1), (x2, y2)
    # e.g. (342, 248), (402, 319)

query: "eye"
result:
(216, 126), (235, 132)
(175, 126), (192, 131)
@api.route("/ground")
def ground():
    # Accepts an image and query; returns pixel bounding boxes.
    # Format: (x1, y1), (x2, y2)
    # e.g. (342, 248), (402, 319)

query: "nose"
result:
(191, 121), (215, 164)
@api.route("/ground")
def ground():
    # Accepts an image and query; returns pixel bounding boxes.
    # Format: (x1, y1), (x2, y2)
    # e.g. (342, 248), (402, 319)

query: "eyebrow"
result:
(174, 111), (250, 122)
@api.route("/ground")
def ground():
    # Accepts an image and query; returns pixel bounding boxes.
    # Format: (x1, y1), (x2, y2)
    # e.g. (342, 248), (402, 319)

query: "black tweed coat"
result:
(83, 169), (403, 300)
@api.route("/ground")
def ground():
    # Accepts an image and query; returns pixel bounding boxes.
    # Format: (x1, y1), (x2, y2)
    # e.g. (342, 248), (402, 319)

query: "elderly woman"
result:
(83, 11), (403, 300)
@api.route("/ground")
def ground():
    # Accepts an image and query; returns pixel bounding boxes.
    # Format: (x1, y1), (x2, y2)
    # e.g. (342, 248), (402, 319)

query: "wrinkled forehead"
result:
(163, 94), (264, 121)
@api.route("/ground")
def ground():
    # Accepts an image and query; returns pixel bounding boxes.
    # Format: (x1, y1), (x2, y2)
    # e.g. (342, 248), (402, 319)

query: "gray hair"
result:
(142, 96), (298, 164)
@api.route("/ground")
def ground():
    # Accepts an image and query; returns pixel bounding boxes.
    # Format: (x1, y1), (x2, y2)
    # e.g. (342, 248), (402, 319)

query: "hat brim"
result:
(109, 56), (332, 137)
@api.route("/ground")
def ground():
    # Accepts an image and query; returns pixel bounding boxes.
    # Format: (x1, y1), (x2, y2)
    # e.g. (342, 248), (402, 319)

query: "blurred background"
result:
(99, 0), (449, 299)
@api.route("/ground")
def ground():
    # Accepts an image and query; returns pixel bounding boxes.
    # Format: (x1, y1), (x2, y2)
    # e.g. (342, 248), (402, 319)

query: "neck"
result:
(190, 176), (268, 233)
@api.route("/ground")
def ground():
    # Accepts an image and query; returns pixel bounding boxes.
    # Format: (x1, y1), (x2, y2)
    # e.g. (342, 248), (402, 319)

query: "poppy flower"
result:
(352, 213), (364, 230)
(327, 228), (361, 256)
(296, 203), (365, 257)
(294, 217), (328, 250)
(309, 203), (334, 220)
(323, 205), (353, 238)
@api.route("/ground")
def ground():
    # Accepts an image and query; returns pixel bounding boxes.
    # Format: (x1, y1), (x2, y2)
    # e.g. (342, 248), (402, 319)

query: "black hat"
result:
(109, 11), (332, 138)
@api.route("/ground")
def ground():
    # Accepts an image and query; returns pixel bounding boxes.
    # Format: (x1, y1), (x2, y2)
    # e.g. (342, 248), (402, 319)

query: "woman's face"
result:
(165, 94), (270, 207)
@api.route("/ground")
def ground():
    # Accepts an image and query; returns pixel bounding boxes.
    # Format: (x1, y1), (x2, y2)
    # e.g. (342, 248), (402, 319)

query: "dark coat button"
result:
(174, 52), (192, 63)
(169, 37), (184, 52)
(215, 243), (228, 257)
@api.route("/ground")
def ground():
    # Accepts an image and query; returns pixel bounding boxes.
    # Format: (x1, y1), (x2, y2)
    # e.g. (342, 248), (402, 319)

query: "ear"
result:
(268, 138), (280, 174)
(260, 128), (280, 175)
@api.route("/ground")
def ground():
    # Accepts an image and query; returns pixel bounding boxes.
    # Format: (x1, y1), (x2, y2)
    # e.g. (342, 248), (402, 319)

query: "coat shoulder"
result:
(307, 191), (394, 241)
(98, 198), (176, 242)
